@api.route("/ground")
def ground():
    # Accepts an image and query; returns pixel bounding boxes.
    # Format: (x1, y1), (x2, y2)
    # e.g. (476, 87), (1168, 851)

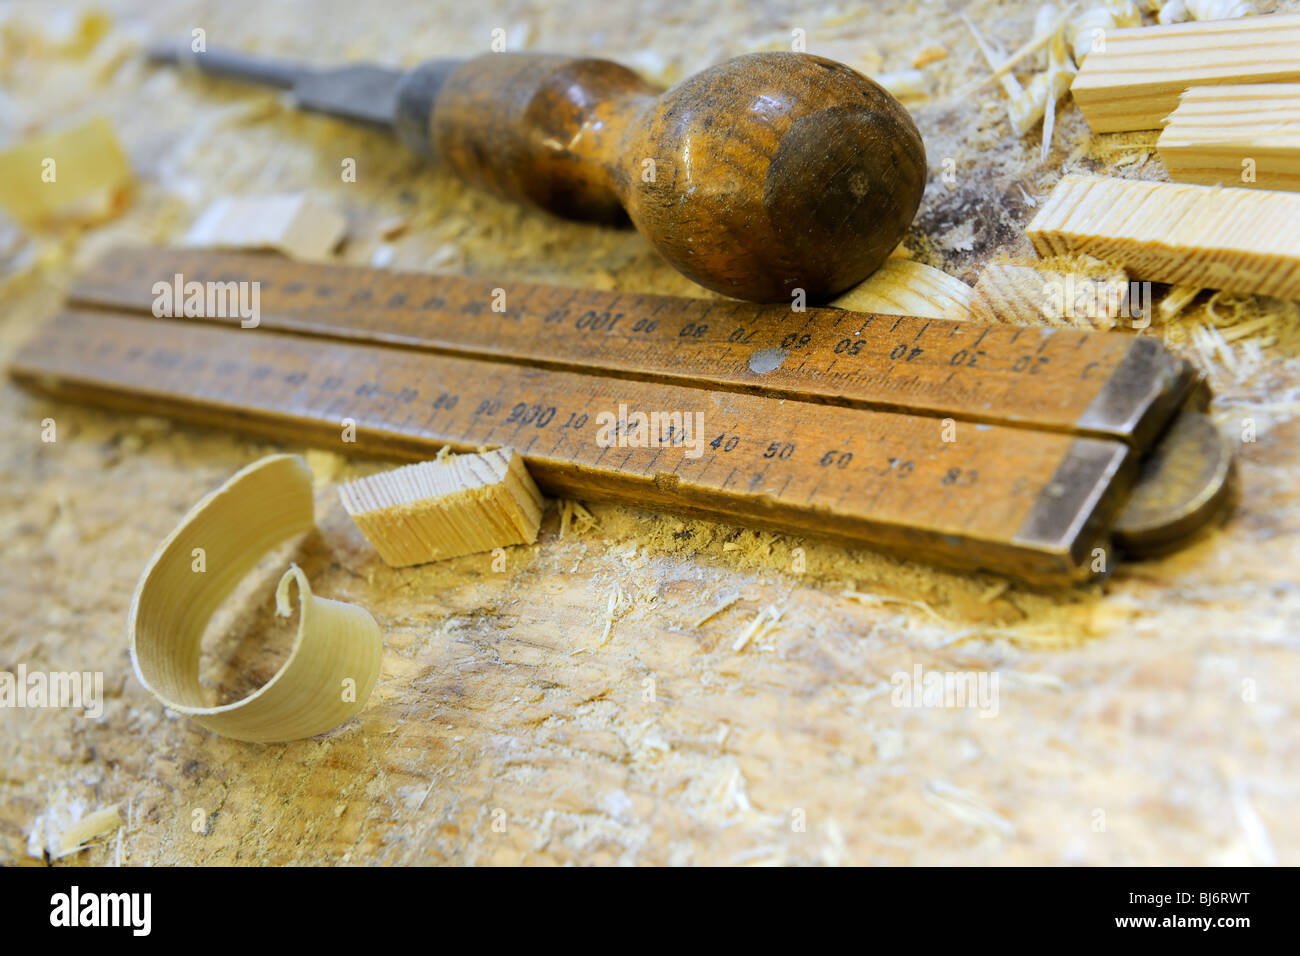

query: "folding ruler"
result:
(9, 248), (1234, 584)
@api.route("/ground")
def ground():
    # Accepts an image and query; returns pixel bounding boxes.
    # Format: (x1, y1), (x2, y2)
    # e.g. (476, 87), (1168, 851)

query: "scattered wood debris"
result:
(798, 39), (883, 76)
(339, 449), (544, 567)
(1067, 1), (1140, 65)
(303, 448), (344, 488)
(1026, 173), (1300, 300)
(960, 6), (1071, 94)
(875, 68), (933, 101)
(0, 115), (132, 226)
(692, 595), (739, 628)
(979, 581), (1011, 604)
(911, 45), (948, 68)
(923, 780), (1016, 838)
(971, 256), (1131, 329)
(1158, 84), (1300, 191)
(962, 7), (1074, 160)
(375, 215), (409, 239)
(732, 604), (784, 652)
(1154, 0), (1256, 24)
(55, 804), (121, 859)
(830, 258), (976, 320)
(1159, 284), (1202, 320)
(183, 192), (347, 260)
(1072, 11), (1300, 132)
(558, 499), (599, 537)
(594, 583), (630, 648)
(1032, 3), (1079, 161)
(842, 588), (953, 626)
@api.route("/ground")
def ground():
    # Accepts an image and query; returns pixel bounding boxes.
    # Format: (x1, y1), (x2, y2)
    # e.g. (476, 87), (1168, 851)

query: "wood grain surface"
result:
(1, 0), (1298, 866)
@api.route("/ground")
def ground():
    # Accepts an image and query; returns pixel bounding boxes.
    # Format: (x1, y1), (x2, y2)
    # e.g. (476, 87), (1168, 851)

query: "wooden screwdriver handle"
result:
(426, 54), (658, 223)
(405, 52), (927, 303)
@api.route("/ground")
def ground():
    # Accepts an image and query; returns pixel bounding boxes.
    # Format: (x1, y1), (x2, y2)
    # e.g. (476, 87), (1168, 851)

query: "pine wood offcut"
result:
(338, 450), (545, 567)
(1026, 173), (1300, 300)
(1158, 84), (1300, 192)
(1071, 12), (1300, 132)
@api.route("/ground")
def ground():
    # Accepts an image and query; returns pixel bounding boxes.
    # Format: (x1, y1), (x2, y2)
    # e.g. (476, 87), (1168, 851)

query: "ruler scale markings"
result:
(12, 310), (1134, 582)
(67, 249), (1191, 447)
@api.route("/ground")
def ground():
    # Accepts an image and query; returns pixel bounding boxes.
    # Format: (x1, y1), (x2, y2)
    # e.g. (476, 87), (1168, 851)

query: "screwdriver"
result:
(147, 44), (927, 304)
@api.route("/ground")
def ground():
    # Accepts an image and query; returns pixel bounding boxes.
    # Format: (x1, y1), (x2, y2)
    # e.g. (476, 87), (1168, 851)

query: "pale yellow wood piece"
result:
(183, 193), (347, 261)
(971, 260), (1130, 329)
(829, 259), (976, 320)
(1071, 12), (1300, 132)
(1158, 84), (1300, 191)
(55, 805), (121, 858)
(1068, 2), (1141, 66)
(1025, 173), (1300, 299)
(339, 449), (545, 568)
(0, 115), (132, 226)
(128, 455), (383, 743)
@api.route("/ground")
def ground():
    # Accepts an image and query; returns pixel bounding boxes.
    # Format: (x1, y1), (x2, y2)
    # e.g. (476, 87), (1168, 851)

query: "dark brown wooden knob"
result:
(426, 52), (927, 303)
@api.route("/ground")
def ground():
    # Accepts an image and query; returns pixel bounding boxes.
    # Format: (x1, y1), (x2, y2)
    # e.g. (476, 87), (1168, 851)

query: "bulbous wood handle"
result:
(425, 52), (927, 303)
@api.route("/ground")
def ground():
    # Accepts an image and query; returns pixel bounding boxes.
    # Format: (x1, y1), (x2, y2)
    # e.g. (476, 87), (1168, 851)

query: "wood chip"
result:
(731, 605), (783, 652)
(339, 449), (544, 567)
(961, 9), (1074, 152)
(972, 259), (1131, 329)
(375, 215), (409, 239)
(183, 193), (347, 260)
(55, 804), (122, 858)
(1071, 12), (1300, 132)
(1025, 173), (1300, 300)
(1158, 84), (1300, 191)
(1068, 1), (1141, 66)
(0, 115), (132, 226)
(692, 595), (739, 628)
(874, 69), (932, 101)
(801, 40), (882, 75)
(830, 259), (976, 320)
(594, 583), (628, 648)
(912, 45), (948, 68)
(1157, 0), (1258, 23)
(1159, 284), (1202, 319)
(129, 455), (382, 743)
(958, 7), (1072, 95)
(558, 499), (598, 537)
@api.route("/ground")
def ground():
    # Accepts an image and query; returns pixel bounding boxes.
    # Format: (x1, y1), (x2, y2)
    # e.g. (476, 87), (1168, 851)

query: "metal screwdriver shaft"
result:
(148, 44), (437, 132)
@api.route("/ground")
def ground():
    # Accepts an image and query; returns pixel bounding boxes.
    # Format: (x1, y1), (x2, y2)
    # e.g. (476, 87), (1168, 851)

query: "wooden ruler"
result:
(11, 249), (1208, 584)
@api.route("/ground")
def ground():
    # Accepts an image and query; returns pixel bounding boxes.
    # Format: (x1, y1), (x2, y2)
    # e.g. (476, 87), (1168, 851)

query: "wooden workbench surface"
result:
(1, 0), (1297, 865)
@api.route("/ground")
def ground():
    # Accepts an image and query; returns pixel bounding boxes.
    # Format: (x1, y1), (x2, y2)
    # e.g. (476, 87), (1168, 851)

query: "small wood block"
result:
(0, 115), (132, 226)
(338, 449), (545, 567)
(183, 193), (347, 261)
(1025, 174), (1300, 300)
(1071, 12), (1300, 132)
(971, 260), (1130, 329)
(1159, 84), (1300, 191)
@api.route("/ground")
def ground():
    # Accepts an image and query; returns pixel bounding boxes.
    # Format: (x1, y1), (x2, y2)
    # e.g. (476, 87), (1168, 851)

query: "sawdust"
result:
(1, 0), (1299, 867)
